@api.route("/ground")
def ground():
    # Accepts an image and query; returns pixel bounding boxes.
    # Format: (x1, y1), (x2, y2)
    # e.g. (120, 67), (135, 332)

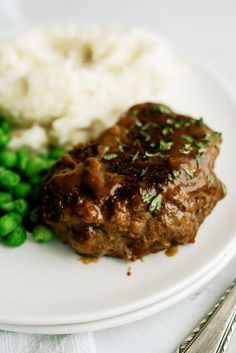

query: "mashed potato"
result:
(0, 26), (178, 150)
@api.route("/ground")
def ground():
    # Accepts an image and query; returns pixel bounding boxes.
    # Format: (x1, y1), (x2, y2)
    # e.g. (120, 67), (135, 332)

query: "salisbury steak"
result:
(41, 103), (225, 261)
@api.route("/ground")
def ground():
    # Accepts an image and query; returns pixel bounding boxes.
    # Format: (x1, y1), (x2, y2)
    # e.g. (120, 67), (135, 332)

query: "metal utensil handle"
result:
(176, 280), (236, 353)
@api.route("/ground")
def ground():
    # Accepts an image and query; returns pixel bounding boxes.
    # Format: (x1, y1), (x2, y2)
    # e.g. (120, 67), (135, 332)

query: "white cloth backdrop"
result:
(0, 332), (96, 353)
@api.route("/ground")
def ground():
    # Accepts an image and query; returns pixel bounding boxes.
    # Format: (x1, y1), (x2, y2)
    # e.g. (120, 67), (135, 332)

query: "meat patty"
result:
(41, 103), (225, 261)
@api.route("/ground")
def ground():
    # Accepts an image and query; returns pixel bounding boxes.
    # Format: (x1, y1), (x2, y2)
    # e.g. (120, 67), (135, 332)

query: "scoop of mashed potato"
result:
(0, 26), (178, 150)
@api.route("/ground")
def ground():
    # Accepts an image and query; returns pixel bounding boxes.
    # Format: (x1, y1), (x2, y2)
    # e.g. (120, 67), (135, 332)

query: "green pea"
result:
(0, 129), (9, 148)
(0, 120), (11, 133)
(0, 191), (14, 211)
(29, 207), (40, 224)
(49, 147), (65, 160)
(16, 149), (30, 173)
(25, 156), (48, 177)
(7, 212), (23, 225)
(14, 182), (32, 198)
(13, 199), (29, 216)
(0, 169), (20, 189)
(5, 226), (27, 246)
(0, 201), (14, 212)
(45, 159), (56, 169)
(0, 150), (17, 169)
(0, 192), (12, 204)
(32, 225), (54, 243)
(0, 214), (18, 238)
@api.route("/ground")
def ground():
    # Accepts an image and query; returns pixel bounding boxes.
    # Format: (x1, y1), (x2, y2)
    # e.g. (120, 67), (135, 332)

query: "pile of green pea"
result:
(0, 118), (65, 247)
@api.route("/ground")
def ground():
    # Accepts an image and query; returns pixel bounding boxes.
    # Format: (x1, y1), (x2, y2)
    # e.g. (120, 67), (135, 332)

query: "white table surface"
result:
(1, 0), (236, 352)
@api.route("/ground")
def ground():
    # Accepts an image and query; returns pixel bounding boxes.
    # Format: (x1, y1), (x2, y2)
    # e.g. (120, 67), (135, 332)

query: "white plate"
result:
(0, 54), (236, 328)
(1, 238), (235, 334)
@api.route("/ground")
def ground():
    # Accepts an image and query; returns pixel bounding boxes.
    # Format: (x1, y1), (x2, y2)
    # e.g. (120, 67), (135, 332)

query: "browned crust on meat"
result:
(41, 103), (224, 261)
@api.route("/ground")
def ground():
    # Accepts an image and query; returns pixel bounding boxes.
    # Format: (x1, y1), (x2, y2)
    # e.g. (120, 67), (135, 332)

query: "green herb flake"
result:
(124, 129), (129, 136)
(207, 174), (215, 185)
(222, 182), (227, 196)
(167, 173), (173, 181)
(162, 127), (174, 136)
(184, 167), (196, 179)
(204, 132), (221, 142)
(141, 167), (148, 177)
(140, 188), (156, 204)
(139, 129), (151, 142)
(149, 194), (162, 212)
(166, 118), (175, 125)
(159, 140), (174, 151)
(135, 119), (142, 128)
(103, 153), (118, 161)
(195, 142), (207, 154)
(173, 170), (181, 180)
(150, 142), (157, 148)
(181, 134), (194, 143)
(179, 143), (193, 155)
(132, 151), (139, 162)
(196, 117), (204, 126)
(151, 104), (172, 115)
(145, 151), (164, 158)
(142, 122), (159, 131)
(116, 138), (126, 152)
(174, 122), (182, 128)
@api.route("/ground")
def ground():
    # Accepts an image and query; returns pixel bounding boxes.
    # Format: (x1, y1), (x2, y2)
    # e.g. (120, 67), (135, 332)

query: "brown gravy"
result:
(165, 246), (178, 257)
(80, 256), (99, 264)
(126, 266), (132, 276)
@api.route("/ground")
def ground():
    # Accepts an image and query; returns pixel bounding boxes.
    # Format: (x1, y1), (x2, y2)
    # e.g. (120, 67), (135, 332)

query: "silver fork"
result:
(175, 280), (236, 353)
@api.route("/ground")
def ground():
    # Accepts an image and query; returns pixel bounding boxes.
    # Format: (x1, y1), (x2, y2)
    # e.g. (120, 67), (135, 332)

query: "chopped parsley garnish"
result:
(149, 194), (162, 212)
(179, 143), (193, 155)
(145, 151), (164, 158)
(207, 174), (215, 185)
(118, 144), (125, 152)
(174, 121), (184, 128)
(135, 119), (142, 128)
(184, 167), (195, 179)
(103, 153), (117, 160)
(222, 182), (227, 196)
(124, 129), (129, 136)
(162, 127), (174, 136)
(167, 173), (173, 181)
(141, 167), (148, 177)
(142, 122), (159, 131)
(173, 170), (181, 180)
(159, 140), (174, 151)
(204, 132), (221, 141)
(196, 117), (204, 126)
(115, 138), (126, 152)
(181, 134), (194, 143)
(132, 151), (139, 162)
(195, 142), (207, 154)
(166, 118), (175, 125)
(151, 104), (172, 115)
(150, 142), (157, 148)
(139, 188), (156, 203)
(139, 129), (151, 141)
